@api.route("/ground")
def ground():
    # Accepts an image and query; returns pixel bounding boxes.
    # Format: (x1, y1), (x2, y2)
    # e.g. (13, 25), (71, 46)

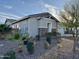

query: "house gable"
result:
(10, 12), (59, 25)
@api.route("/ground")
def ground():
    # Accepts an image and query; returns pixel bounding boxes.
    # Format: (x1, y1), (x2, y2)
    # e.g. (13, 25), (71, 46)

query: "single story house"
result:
(9, 12), (60, 37)
(9, 12), (74, 37)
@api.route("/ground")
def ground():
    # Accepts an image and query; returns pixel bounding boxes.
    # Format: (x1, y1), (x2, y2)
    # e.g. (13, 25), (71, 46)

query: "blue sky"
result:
(0, 0), (67, 23)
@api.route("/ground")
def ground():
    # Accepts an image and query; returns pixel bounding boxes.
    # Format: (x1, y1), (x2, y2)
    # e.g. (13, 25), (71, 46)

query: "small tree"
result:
(60, 0), (79, 59)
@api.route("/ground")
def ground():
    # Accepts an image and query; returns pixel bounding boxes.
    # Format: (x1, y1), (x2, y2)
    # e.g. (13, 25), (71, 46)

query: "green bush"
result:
(7, 33), (20, 41)
(22, 36), (26, 40)
(22, 33), (30, 45)
(3, 50), (16, 59)
(46, 36), (51, 44)
(14, 33), (20, 40)
(22, 33), (30, 40)
(0, 24), (11, 33)
(47, 32), (57, 36)
(27, 41), (34, 54)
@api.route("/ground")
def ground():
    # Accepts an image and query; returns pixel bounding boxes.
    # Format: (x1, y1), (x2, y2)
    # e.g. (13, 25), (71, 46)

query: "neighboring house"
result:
(5, 18), (16, 25)
(9, 12), (59, 37)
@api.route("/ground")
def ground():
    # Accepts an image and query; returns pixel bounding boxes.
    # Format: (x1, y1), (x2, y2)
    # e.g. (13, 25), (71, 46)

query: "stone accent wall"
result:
(38, 28), (48, 37)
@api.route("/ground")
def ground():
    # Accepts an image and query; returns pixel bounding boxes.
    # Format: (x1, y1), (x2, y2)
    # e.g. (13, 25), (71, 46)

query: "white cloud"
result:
(4, 5), (13, 9)
(44, 4), (56, 9)
(0, 12), (21, 23)
(43, 3), (62, 22)
(0, 12), (20, 19)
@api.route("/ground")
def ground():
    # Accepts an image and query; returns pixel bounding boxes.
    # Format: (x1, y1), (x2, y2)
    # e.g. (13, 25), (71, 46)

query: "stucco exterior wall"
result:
(10, 20), (28, 35)
(10, 17), (58, 37)
(27, 17), (57, 37)
(38, 17), (57, 36)
(39, 17), (57, 32)
(28, 18), (38, 37)
(39, 18), (53, 28)
(18, 20), (28, 34)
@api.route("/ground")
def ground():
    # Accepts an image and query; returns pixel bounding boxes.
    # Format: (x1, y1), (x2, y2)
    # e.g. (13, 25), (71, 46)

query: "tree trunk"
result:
(73, 27), (78, 59)
(72, 28), (75, 38)
(73, 37), (76, 59)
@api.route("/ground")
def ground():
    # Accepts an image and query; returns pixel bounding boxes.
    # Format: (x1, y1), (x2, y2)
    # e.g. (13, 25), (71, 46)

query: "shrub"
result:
(46, 32), (56, 37)
(14, 33), (20, 40)
(0, 24), (11, 33)
(22, 36), (26, 40)
(23, 40), (28, 45)
(22, 33), (30, 41)
(3, 50), (16, 59)
(6, 33), (20, 41)
(22, 33), (30, 45)
(46, 36), (51, 44)
(17, 43), (23, 53)
(22, 36), (29, 45)
(47, 31), (61, 37)
(27, 41), (34, 54)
